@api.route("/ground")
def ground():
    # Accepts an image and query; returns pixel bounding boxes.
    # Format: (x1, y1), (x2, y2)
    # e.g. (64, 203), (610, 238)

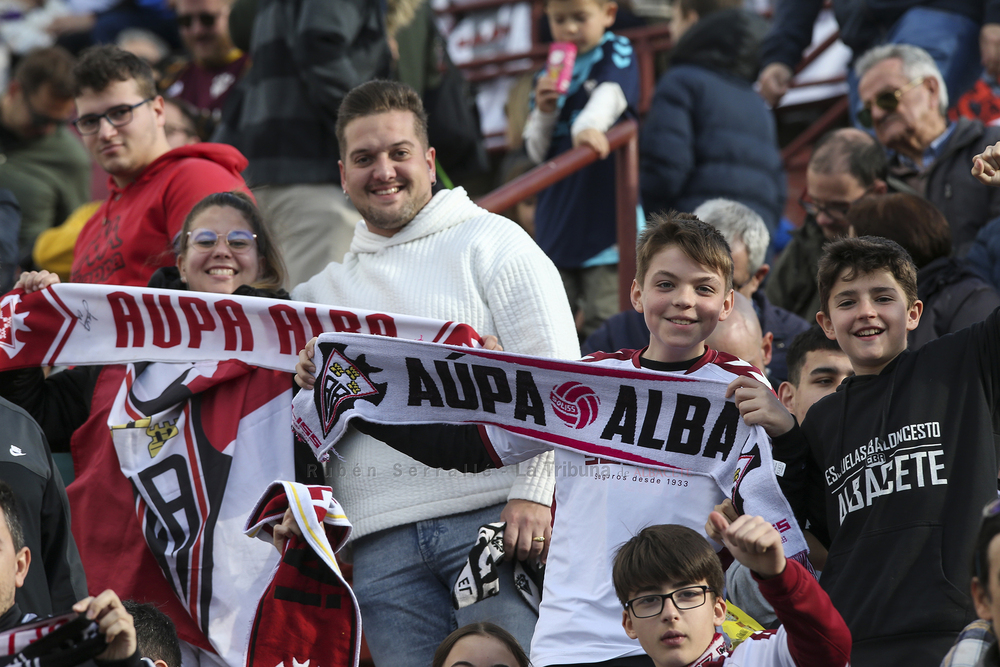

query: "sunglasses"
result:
(177, 12), (220, 28)
(857, 77), (926, 128)
(187, 229), (257, 252)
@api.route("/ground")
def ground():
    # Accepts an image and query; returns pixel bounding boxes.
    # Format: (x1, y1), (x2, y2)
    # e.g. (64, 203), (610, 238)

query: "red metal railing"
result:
(477, 119), (640, 311)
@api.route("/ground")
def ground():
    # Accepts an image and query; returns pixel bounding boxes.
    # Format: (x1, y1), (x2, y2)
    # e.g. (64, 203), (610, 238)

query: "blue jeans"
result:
(351, 502), (538, 667)
(847, 6), (981, 126)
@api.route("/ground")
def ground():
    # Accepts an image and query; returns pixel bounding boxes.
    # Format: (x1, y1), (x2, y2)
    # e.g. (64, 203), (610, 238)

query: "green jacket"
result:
(765, 217), (827, 322)
(0, 124), (91, 263)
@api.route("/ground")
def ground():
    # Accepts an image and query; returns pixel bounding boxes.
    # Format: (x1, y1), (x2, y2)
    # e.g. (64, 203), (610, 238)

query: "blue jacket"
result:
(761, 0), (1000, 69)
(639, 9), (785, 233)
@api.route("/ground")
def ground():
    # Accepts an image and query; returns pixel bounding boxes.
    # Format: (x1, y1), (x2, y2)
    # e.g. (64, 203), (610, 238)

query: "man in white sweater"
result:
(292, 80), (579, 666)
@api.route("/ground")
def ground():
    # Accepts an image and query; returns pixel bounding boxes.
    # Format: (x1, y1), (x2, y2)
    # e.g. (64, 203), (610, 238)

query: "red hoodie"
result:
(70, 143), (249, 286)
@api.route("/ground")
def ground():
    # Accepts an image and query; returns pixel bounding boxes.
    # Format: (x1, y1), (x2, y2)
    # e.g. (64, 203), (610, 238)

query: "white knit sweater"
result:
(292, 188), (580, 539)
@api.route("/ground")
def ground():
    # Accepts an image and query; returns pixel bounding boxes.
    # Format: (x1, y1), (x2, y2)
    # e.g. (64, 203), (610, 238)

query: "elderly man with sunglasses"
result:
(68, 44), (248, 288)
(0, 47), (90, 275)
(158, 0), (249, 123)
(856, 43), (1000, 256)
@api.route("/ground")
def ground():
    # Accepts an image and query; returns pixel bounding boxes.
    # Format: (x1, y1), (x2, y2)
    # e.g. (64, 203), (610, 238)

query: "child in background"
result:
(523, 0), (640, 338)
(613, 517), (850, 667)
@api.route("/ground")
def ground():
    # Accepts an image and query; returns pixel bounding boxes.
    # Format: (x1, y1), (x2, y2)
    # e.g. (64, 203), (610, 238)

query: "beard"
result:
(353, 182), (430, 234)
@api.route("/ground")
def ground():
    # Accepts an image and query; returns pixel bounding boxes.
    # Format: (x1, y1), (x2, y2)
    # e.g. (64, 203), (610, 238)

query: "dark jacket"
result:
(640, 9), (785, 232)
(0, 189), (19, 293)
(0, 398), (87, 616)
(966, 216), (1000, 292)
(765, 217), (827, 322)
(213, 0), (391, 186)
(761, 0), (1000, 69)
(753, 290), (811, 384)
(582, 309), (648, 356)
(910, 256), (1000, 349)
(890, 118), (1000, 256)
(775, 307), (1000, 666)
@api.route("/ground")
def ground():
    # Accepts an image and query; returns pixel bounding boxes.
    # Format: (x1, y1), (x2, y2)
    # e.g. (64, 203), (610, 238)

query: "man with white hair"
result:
(856, 43), (1000, 255)
(694, 198), (810, 383)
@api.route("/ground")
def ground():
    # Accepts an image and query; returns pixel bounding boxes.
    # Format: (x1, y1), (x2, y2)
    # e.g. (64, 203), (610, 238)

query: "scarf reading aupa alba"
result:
(0, 284), (480, 372)
(291, 333), (808, 561)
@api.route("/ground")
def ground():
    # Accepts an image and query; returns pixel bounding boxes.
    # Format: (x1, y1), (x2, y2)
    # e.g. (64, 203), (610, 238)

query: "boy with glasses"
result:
(69, 44), (248, 287)
(612, 517), (850, 667)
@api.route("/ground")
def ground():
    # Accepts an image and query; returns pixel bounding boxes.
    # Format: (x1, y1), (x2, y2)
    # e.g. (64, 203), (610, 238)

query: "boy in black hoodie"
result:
(772, 235), (1000, 667)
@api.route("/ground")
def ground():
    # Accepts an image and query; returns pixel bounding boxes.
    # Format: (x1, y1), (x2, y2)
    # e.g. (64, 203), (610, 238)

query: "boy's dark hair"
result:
(122, 601), (181, 667)
(676, 0), (742, 17)
(808, 128), (888, 187)
(14, 47), (76, 99)
(635, 211), (733, 290)
(612, 524), (724, 607)
(785, 325), (844, 387)
(335, 80), (429, 160)
(847, 194), (951, 270)
(817, 236), (918, 316)
(73, 45), (157, 99)
(432, 622), (530, 667)
(0, 481), (25, 552)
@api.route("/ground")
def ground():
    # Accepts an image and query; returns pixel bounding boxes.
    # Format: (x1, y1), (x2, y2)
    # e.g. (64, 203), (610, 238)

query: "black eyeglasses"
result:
(23, 94), (69, 129)
(73, 98), (154, 135)
(857, 77), (926, 128)
(799, 185), (874, 221)
(187, 228), (257, 252)
(177, 12), (220, 28)
(625, 586), (714, 618)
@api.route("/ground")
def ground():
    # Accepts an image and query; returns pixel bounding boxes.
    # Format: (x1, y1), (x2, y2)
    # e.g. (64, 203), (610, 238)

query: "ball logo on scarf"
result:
(550, 381), (600, 429)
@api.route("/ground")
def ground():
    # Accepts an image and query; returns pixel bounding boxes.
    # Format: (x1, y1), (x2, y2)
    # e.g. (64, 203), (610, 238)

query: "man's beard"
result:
(355, 184), (426, 233)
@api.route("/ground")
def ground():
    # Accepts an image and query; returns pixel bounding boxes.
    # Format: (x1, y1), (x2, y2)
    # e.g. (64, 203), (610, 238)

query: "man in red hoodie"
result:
(69, 45), (248, 287)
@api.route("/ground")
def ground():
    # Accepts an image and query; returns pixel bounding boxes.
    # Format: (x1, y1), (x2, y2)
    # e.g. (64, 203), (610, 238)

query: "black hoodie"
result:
(775, 307), (1000, 667)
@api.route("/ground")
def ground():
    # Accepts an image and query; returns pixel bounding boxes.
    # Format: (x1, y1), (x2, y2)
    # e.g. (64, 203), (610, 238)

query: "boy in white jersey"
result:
(297, 211), (800, 666)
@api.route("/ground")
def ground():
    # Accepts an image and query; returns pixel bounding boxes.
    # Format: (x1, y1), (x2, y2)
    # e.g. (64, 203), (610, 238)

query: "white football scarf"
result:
(291, 333), (809, 561)
(0, 284), (481, 666)
(0, 284), (480, 372)
(108, 359), (292, 667)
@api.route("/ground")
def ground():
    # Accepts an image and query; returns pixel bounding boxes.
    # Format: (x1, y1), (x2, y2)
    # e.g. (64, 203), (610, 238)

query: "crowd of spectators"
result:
(5, 1), (1000, 667)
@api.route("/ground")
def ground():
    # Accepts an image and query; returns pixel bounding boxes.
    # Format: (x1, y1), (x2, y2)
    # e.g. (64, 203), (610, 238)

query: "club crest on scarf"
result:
(0, 294), (28, 357)
(315, 342), (387, 438)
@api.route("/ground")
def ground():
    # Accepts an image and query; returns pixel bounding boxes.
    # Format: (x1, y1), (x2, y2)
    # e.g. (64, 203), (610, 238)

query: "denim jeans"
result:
(351, 502), (538, 667)
(847, 6), (982, 127)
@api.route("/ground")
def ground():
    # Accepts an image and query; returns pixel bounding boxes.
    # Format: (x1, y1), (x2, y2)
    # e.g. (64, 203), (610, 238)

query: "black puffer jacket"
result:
(640, 9), (785, 232)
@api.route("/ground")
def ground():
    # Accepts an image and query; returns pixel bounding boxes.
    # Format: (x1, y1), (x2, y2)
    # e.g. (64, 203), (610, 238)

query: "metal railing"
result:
(477, 119), (640, 311)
